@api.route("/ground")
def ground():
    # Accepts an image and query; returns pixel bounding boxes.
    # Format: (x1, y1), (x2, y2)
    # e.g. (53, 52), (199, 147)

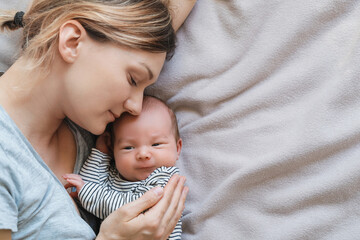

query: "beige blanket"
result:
(146, 1), (360, 239)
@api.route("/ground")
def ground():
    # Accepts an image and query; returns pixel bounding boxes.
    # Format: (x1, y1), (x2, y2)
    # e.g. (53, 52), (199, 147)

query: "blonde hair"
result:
(0, 0), (175, 71)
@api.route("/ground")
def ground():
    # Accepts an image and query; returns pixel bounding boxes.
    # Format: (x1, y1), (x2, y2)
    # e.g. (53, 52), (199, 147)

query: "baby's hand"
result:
(96, 131), (112, 155)
(63, 174), (85, 199)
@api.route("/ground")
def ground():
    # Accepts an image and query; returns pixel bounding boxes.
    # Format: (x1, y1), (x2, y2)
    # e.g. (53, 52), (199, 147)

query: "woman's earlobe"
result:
(58, 20), (86, 63)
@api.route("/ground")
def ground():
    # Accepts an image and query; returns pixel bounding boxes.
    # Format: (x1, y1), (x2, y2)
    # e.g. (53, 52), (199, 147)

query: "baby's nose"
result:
(137, 146), (151, 160)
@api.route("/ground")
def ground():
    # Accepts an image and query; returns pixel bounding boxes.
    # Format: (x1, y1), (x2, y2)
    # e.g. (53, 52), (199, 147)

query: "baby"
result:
(64, 95), (183, 240)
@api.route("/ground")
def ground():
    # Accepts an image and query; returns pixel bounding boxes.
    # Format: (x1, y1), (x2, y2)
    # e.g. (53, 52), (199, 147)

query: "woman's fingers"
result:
(147, 175), (181, 218)
(142, 175), (187, 239)
(119, 186), (164, 222)
(160, 176), (188, 238)
(167, 185), (189, 233)
(97, 175), (188, 240)
(97, 187), (165, 239)
(164, 176), (186, 217)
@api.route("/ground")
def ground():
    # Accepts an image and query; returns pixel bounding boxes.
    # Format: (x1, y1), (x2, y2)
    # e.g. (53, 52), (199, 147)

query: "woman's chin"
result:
(88, 124), (106, 136)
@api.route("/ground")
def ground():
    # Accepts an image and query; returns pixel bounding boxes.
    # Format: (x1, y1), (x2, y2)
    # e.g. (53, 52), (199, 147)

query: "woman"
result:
(0, 0), (196, 239)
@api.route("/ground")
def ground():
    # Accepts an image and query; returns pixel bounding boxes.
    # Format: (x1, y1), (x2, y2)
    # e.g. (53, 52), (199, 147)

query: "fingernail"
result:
(152, 187), (163, 196)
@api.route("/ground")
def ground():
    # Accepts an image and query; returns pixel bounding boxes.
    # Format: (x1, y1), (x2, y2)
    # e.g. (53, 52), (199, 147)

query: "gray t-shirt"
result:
(0, 105), (96, 239)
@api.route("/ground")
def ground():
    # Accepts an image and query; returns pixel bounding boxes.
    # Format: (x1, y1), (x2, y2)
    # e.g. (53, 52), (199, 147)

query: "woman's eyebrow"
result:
(140, 62), (154, 80)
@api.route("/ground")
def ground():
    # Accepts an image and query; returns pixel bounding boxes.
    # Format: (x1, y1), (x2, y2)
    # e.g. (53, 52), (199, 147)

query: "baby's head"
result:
(111, 95), (182, 181)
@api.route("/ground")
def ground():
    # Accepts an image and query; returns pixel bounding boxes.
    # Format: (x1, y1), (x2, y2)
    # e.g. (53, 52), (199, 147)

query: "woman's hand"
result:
(96, 175), (188, 240)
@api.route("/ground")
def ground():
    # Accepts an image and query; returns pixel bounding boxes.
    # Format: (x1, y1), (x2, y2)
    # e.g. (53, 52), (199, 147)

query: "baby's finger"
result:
(63, 173), (81, 180)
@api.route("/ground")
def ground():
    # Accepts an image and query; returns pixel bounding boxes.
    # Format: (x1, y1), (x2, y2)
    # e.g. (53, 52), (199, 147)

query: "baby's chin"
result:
(134, 167), (158, 181)
(120, 168), (157, 182)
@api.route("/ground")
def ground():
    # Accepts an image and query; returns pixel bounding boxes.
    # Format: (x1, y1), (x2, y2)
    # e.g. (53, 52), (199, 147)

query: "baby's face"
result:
(112, 105), (181, 181)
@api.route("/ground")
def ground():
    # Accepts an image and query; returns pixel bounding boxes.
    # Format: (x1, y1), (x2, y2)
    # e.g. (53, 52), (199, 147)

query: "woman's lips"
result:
(109, 110), (120, 120)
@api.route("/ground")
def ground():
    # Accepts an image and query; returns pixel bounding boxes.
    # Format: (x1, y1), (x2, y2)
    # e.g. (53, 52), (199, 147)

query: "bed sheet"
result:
(146, 1), (360, 239)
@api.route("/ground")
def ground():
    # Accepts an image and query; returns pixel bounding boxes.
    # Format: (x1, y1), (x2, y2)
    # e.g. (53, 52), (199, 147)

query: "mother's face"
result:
(61, 36), (166, 135)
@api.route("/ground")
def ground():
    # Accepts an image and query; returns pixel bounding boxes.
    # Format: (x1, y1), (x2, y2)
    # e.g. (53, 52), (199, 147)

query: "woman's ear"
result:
(58, 20), (87, 63)
(176, 138), (183, 161)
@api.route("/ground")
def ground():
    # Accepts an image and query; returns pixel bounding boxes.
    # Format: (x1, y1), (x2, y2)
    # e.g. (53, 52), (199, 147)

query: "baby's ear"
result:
(176, 138), (183, 160)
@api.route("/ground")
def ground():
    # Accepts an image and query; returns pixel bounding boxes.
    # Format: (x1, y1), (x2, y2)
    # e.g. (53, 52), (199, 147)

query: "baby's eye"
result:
(123, 146), (134, 150)
(152, 143), (161, 147)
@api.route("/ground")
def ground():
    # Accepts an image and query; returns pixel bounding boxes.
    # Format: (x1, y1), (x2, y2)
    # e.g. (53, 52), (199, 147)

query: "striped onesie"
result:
(79, 148), (182, 240)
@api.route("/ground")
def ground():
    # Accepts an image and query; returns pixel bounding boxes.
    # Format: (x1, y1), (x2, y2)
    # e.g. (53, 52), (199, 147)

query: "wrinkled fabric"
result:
(146, 1), (360, 239)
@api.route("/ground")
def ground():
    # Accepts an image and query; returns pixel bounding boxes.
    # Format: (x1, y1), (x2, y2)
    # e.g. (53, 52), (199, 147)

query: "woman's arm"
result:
(96, 174), (188, 240)
(166, 0), (197, 32)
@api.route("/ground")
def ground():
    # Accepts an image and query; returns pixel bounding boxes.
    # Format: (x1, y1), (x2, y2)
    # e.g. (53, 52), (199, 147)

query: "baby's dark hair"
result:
(141, 95), (180, 141)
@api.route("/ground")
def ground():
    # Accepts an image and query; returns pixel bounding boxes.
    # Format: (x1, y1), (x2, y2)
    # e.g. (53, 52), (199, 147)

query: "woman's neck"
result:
(0, 58), (65, 159)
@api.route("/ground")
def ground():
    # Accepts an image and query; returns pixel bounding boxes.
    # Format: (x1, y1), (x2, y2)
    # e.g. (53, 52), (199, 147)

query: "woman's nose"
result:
(124, 92), (143, 116)
(137, 146), (151, 161)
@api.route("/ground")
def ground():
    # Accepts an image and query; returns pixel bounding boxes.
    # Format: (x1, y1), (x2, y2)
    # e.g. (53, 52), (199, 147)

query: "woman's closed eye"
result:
(129, 74), (137, 86)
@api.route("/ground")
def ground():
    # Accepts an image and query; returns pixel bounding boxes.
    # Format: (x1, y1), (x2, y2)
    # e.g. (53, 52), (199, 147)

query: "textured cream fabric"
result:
(146, 1), (360, 239)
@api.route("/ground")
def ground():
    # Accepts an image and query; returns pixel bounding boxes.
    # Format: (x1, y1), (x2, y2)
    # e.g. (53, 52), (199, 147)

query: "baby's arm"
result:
(63, 137), (112, 200)
(78, 182), (147, 219)
(77, 167), (179, 220)
(76, 147), (148, 219)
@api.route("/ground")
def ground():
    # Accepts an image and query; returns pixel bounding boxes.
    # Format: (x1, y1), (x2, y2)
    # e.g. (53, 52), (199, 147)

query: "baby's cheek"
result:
(114, 156), (129, 173)
(164, 152), (178, 166)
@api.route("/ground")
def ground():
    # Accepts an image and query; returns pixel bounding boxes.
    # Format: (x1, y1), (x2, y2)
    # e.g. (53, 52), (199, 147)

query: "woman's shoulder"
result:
(0, 105), (31, 159)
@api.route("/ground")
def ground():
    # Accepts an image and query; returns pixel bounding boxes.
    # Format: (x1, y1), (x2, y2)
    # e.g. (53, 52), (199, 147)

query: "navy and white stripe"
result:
(79, 148), (182, 240)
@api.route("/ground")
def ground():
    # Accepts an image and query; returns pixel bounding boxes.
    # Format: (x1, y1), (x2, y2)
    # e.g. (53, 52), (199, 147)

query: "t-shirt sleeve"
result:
(0, 147), (19, 232)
